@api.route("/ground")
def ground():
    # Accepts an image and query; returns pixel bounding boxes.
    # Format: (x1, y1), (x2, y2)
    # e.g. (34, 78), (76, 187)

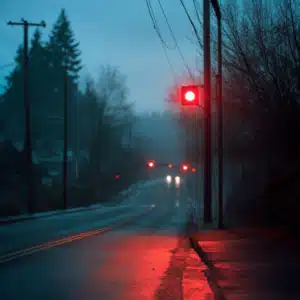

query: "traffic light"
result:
(147, 160), (155, 168)
(115, 174), (120, 179)
(181, 163), (189, 172)
(180, 85), (202, 106)
(191, 168), (196, 173)
(168, 164), (172, 168)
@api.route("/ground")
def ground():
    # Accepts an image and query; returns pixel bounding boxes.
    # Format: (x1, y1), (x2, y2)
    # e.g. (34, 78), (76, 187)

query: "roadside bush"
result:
(259, 166), (300, 235)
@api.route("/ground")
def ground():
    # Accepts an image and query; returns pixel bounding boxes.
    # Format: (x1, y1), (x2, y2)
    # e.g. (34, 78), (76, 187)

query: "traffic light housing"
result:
(147, 160), (155, 168)
(181, 163), (189, 172)
(180, 85), (202, 106)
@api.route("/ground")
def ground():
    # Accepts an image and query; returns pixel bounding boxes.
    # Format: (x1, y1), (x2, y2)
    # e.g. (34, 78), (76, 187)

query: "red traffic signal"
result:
(147, 160), (155, 168)
(168, 164), (172, 168)
(181, 163), (189, 172)
(180, 85), (202, 106)
(115, 174), (120, 179)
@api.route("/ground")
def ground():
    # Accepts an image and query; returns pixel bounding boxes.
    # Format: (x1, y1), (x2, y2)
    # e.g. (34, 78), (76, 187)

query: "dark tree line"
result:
(0, 9), (148, 216)
(167, 0), (300, 230)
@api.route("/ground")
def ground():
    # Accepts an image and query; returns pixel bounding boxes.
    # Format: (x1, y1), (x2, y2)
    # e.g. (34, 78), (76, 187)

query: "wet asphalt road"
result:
(0, 179), (191, 300)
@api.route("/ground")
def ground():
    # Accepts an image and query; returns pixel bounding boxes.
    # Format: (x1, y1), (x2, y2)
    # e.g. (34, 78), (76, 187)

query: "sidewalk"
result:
(183, 228), (300, 300)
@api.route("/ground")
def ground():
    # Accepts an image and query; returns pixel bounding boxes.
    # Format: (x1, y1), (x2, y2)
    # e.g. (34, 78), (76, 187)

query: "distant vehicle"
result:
(165, 174), (181, 187)
(166, 175), (172, 184)
(174, 176), (180, 185)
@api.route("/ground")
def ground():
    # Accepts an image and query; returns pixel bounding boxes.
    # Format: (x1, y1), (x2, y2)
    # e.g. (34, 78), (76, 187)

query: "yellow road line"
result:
(0, 226), (113, 264)
(0, 207), (154, 264)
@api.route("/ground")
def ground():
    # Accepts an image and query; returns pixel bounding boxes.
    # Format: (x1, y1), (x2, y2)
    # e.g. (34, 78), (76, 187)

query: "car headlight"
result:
(166, 175), (172, 183)
(175, 176), (180, 184)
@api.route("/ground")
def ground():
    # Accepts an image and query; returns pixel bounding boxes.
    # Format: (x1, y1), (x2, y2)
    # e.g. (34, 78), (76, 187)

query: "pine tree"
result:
(29, 29), (48, 78)
(29, 28), (55, 145)
(3, 45), (25, 142)
(47, 8), (82, 82)
(5, 45), (24, 95)
(79, 77), (99, 152)
(46, 9), (83, 155)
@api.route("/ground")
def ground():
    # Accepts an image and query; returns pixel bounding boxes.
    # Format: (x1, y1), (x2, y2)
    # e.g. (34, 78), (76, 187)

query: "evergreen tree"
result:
(46, 9), (83, 154)
(28, 28), (53, 145)
(47, 8), (82, 82)
(3, 45), (25, 142)
(79, 77), (99, 153)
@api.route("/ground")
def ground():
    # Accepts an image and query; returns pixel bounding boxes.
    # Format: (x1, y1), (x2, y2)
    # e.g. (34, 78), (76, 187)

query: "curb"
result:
(0, 205), (107, 225)
(0, 183), (142, 225)
(188, 235), (226, 300)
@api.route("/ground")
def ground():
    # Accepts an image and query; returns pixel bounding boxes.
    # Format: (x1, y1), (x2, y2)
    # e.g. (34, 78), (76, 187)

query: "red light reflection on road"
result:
(86, 233), (214, 300)
(91, 235), (180, 299)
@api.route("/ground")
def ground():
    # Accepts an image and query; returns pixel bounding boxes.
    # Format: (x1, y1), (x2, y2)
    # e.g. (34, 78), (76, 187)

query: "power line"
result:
(193, 0), (202, 26)
(157, 0), (194, 79)
(145, 0), (177, 82)
(179, 0), (202, 48)
(162, 43), (177, 80)
(145, 0), (195, 82)
(145, 0), (173, 49)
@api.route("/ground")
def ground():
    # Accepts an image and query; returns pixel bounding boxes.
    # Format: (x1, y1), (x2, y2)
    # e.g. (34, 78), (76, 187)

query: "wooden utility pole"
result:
(211, 0), (223, 229)
(7, 19), (46, 214)
(217, 16), (223, 229)
(203, 0), (212, 224)
(128, 122), (132, 149)
(63, 68), (69, 210)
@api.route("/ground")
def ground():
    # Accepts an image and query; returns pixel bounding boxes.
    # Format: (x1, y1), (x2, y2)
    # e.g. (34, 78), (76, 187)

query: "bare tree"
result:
(95, 65), (134, 128)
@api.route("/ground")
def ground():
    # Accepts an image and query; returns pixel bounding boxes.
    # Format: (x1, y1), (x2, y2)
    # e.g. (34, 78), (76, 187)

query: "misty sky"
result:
(0, 0), (205, 113)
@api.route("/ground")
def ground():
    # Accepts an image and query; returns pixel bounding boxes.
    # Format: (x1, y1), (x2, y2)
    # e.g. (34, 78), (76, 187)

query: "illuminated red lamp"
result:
(180, 85), (202, 106)
(181, 163), (189, 172)
(147, 160), (155, 168)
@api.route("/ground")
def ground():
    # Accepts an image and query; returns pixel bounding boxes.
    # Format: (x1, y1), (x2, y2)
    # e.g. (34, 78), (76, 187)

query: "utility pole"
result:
(7, 19), (46, 214)
(75, 90), (80, 179)
(211, 0), (223, 229)
(217, 17), (223, 229)
(128, 122), (132, 149)
(63, 68), (69, 210)
(203, 0), (212, 224)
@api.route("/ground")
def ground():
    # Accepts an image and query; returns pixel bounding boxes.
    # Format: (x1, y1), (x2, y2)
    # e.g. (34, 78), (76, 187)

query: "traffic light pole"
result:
(7, 19), (46, 214)
(217, 16), (223, 229)
(211, 0), (223, 229)
(203, 0), (212, 224)
(63, 68), (68, 210)
(202, 0), (222, 227)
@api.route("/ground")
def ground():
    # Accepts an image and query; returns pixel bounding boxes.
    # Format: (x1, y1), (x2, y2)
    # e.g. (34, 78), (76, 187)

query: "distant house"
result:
(0, 138), (79, 186)
(35, 147), (77, 185)
(0, 140), (46, 188)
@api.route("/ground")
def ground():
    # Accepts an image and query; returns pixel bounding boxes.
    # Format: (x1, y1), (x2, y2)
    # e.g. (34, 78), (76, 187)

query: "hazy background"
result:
(0, 0), (203, 113)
